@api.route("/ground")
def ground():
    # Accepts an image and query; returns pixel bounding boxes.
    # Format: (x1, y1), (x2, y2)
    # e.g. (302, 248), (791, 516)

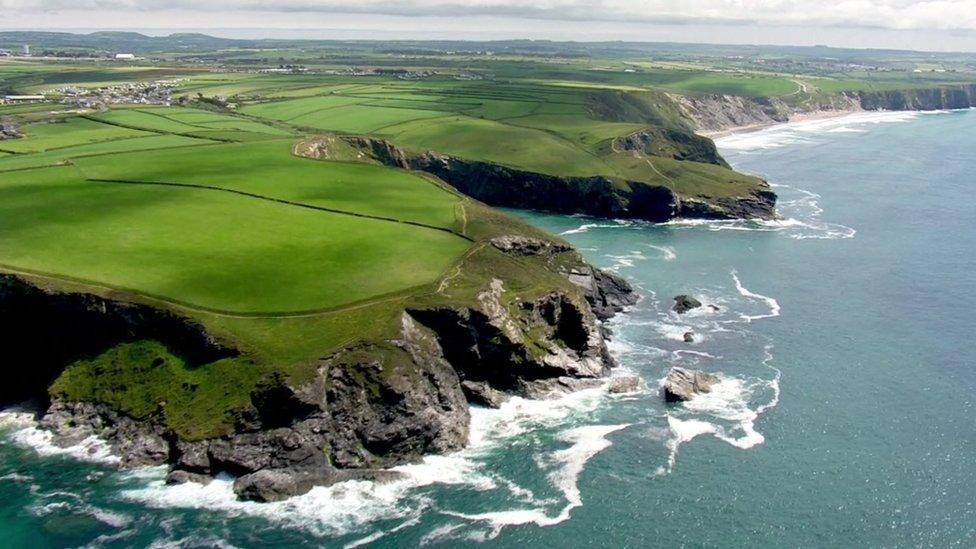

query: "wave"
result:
(730, 270), (781, 322)
(117, 385), (613, 541)
(560, 219), (633, 235)
(442, 424), (629, 539)
(714, 110), (932, 152)
(643, 244), (677, 261)
(0, 408), (120, 465)
(658, 346), (781, 475)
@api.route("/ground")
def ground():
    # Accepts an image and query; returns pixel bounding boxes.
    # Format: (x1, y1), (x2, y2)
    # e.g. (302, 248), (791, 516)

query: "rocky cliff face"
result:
(340, 136), (776, 221)
(0, 274), (235, 405)
(673, 84), (976, 133)
(2, 247), (637, 502)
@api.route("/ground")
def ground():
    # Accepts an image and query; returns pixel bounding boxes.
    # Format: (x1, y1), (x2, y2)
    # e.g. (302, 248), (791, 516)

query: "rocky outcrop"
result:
(564, 265), (639, 321)
(334, 136), (776, 221)
(612, 127), (729, 167)
(608, 376), (641, 394)
(0, 123), (20, 140)
(490, 235), (572, 256)
(0, 274), (236, 406)
(672, 295), (702, 314)
(10, 256), (634, 502)
(663, 367), (719, 402)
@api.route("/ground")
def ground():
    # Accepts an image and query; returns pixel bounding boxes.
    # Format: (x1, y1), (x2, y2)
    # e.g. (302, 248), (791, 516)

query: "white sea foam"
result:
(560, 220), (632, 235)
(443, 424), (629, 538)
(604, 250), (648, 270)
(715, 110), (928, 151)
(0, 409), (120, 465)
(643, 244), (677, 261)
(658, 346), (782, 475)
(118, 386), (611, 540)
(730, 270), (781, 322)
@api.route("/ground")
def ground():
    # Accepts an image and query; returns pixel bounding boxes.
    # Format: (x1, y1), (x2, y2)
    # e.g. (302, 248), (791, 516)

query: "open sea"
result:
(1, 109), (974, 547)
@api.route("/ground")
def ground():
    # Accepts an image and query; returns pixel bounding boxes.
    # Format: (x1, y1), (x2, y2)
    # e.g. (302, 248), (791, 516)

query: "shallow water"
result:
(1, 109), (974, 547)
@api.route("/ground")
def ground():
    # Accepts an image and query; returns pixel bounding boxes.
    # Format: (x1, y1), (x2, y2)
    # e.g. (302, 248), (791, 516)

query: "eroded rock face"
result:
(339, 136), (775, 222)
(13, 240), (636, 502)
(39, 400), (171, 468)
(490, 235), (572, 256)
(566, 266), (639, 321)
(663, 367), (719, 402)
(0, 274), (236, 405)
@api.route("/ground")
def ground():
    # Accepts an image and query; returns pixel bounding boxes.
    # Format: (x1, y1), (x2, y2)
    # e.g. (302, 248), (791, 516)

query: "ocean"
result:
(1, 109), (974, 547)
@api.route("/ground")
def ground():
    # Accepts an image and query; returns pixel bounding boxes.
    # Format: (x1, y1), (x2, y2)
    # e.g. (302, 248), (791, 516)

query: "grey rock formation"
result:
(39, 400), (170, 468)
(673, 295), (703, 314)
(461, 380), (510, 408)
(490, 235), (572, 256)
(683, 331), (695, 343)
(663, 367), (720, 402)
(608, 376), (641, 394)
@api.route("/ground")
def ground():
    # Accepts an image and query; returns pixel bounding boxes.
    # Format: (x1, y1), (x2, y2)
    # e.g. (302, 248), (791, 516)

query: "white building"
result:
(115, 53), (135, 60)
(22, 44), (30, 56)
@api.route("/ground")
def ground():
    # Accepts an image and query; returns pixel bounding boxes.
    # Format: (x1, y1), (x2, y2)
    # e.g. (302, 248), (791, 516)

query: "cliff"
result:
(1, 237), (638, 502)
(339, 136), (777, 221)
(673, 84), (976, 133)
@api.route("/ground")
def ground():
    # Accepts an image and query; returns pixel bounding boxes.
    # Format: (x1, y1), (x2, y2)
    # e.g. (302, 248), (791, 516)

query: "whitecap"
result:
(443, 424), (629, 538)
(0, 409), (120, 465)
(730, 270), (780, 322)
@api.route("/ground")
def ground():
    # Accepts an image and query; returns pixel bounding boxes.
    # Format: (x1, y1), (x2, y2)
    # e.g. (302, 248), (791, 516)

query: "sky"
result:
(2, 0), (975, 52)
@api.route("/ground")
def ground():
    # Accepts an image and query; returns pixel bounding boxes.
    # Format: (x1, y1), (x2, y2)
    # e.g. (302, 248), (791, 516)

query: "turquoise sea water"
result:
(1, 109), (974, 547)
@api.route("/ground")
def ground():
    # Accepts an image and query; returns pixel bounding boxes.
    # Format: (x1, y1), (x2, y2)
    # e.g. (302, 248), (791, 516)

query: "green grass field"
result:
(1, 165), (468, 313)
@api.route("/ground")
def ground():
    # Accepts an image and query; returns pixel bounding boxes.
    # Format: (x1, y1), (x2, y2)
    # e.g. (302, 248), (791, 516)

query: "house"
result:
(115, 53), (135, 60)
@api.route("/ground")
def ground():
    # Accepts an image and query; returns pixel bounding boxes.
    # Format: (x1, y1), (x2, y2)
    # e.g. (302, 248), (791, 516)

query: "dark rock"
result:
(683, 331), (695, 343)
(608, 376), (641, 394)
(708, 304), (721, 312)
(567, 266), (639, 321)
(165, 469), (212, 485)
(673, 295), (703, 314)
(663, 367), (720, 402)
(340, 135), (773, 222)
(173, 440), (211, 473)
(0, 274), (236, 406)
(461, 380), (510, 408)
(38, 400), (171, 468)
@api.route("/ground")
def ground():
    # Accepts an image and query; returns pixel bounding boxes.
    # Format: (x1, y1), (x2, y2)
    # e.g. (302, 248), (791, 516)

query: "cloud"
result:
(1, 0), (974, 32)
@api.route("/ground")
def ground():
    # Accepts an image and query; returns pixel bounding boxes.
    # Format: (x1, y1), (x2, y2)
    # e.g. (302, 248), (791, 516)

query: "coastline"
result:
(699, 109), (860, 139)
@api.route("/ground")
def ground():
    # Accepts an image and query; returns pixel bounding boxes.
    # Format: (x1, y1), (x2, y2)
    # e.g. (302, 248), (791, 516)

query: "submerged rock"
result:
(672, 295), (702, 314)
(663, 367), (719, 402)
(608, 376), (641, 394)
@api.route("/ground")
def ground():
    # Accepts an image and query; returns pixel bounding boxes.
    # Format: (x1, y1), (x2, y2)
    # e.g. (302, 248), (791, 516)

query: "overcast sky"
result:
(2, 0), (975, 51)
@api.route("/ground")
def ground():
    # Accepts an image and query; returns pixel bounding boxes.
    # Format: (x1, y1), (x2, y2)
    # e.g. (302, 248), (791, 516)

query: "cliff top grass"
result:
(1, 110), (589, 439)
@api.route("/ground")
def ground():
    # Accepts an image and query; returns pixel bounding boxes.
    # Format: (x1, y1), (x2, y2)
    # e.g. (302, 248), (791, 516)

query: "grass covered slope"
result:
(0, 109), (603, 445)
(236, 80), (767, 205)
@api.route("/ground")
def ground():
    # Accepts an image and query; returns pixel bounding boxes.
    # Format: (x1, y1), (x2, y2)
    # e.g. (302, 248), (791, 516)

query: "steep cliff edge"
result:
(333, 136), (776, 221)
(2, 234), (637, 502)
(673, 83), (976, 133)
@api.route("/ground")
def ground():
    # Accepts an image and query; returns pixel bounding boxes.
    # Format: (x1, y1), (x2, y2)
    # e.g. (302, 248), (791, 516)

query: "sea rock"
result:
(672, 295), (702, 314)
(461, 380), (510, 408)
(663, 367), (720, 402)
(38, 399), (170, 468)
(165, 469), (212, 486)
(519, 376), (604, 400)
(683, 331), (695, 343)
(233, 469), (327, 503)
(608, 376), (641, 394)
